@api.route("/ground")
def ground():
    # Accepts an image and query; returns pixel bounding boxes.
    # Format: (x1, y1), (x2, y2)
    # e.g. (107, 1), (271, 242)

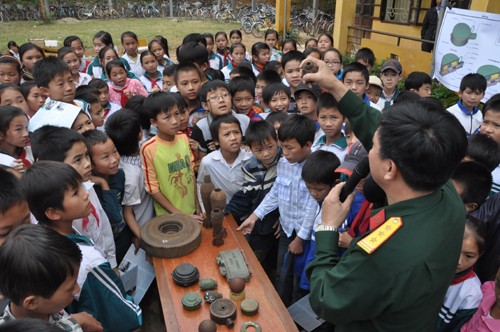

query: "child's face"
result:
(162, 75), (174, 92)
(305, 40), (317, 49)
(318, 107), (344, 140)
(366, 85), (382, 104)
(57, 183), (91, 221)
(141, 54), (158, 75)
(35, 269), (80, 315)
(253, 49), (271, 66)
(250, 137), (278, 168)
(480, 110), (500, 144)
(345, 131), (358, 147)
(46, 71), (76, 103)
(0, 63), (20, 85)
(380, 70), (401, 91)
(215, 35), (228, 51)
(98, 86), (109, 107)
(62, 52), (80, 76)
(21, 49), (43, 73)
(269, 91), (290, 113)
(204, 87), (231, 116)
(205, 37), (214, 53)
(151, 105), (181, 140)
(318, 36), (332, 53)
(456, 229), (480, 273)
(232, 90), (254, 116)
(460, 88), (484, 110)
(231, 46), (246, 65)
(89, 102), (104, 128)
(93, 37), (105, 55)
(64, 141), (92, 182)
(109, 67), (127, 87)
(179, 107), (189, 131)
(101, 49), (117, 67)
(282, 42), (295, 54)
(0, 88), (29, 114)
(284, 60), (302, 89)
(71, 112), (95, 134)
(305, 181), (332, 202)
(416, 83), (432, 97)
(343, 71), (368, 98)
(323, 50), (342, 75)
(296, 91), (317, 116)
(0, 115), (28, 149)
(176, 69), (201, 102)
(150, 42), (165, 61)
(216, 122), (242, 154)
(9, 45), (19, 53)
(70, 40), (85, 61)
(122, 36), (138, 56)
(230, 34), (241, 45)
(280, 138), (311, 164)
(265, 34), (278, 49)
(0, 201), (30, 246)
(255, 80), (267, 103)
(308, 51), (321, 60)
(90, 138), (120, 177)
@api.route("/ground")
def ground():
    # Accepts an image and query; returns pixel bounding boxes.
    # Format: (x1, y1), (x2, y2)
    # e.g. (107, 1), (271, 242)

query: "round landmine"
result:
(228, 277), (246, 301)
(200, 278), (218, 291)
(182, 292), (202, 311)
(172, 263), (200, 287)
(241, 298), (259, 316)
(210, 298), (237, 327)
(204, 290), (223, 304)
(140, 214), (201, 258)
(198, 319), (217, 332)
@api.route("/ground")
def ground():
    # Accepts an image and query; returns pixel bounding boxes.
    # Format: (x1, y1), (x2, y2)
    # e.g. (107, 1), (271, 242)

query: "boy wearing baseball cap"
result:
(377, 59), (403, 110)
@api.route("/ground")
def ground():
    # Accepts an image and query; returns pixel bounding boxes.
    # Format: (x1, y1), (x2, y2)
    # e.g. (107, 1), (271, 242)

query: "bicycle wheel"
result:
(251, 21), (266, 38)
(77, 8), (90, 20)
(111, 9), (121, 19)
(224, 13), (235, 24)
(241, 17), (253, 34)
(142, 7), (153, 18)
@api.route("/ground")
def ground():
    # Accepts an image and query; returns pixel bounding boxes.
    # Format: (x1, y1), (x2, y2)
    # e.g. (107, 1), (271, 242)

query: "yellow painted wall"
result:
(361, 38), (433, 75)
(470, 0), (500, 13)
(333, 0), (357, 55)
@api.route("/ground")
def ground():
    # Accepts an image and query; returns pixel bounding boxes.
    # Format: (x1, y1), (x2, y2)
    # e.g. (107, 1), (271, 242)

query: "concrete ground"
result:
(140, 282), (167, 332)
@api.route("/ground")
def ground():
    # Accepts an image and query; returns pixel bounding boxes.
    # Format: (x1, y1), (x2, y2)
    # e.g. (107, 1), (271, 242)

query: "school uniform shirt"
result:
(376, 88), (399, 110)
(80, 58), (91, 73)
(120, 155), (154, 226)
(437, 268), (482, 332)
(73, 183), (117, 268)
(221, 62), (235, 83)
(270, 48), (282, 61)
(447, 100), (482, 136)
(76, 72), (92, 88)
(108, 78), (148, 108)
(0, 305), (83, 331)
(197, 148), (252, 204)
(254, 156), (318, 240)
(209, 51), (224, 70)
(139, 71), (163, 93)
(103, 101), (122, 122)
(66, 234), (142, 332)
(312, 134), (348, 163)
(491, 165), (500, 196)
(141, 133), (196, 216)
(121, 53), (144, 78)
(87, 57), (131, 78)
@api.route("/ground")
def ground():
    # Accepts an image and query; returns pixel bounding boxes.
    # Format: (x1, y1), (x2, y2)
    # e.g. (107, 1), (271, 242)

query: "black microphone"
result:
(339, 157), (370, 202)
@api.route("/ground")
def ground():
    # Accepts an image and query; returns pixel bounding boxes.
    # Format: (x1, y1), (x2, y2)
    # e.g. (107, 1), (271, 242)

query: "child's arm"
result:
(123, 205), (141, 240)
(151, 191), (184, 214)
(289, 236), (303, 255)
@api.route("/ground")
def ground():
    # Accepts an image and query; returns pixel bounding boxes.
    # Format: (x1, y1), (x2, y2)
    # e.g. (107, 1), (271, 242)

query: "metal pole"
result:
(108, 0), (113, 12)
(169, 0), (173, 18)
(284, 0), (287, 40)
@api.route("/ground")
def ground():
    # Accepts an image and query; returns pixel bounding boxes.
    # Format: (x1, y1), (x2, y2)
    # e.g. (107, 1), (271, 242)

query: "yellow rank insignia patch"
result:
(357, 217), (403, 254)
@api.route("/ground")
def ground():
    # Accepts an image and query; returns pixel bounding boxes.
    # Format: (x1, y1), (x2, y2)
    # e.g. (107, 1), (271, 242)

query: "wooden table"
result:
(153, 215), (298, 332)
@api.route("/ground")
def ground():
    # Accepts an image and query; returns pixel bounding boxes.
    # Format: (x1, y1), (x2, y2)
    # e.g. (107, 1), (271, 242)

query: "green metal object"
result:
(199, 278), (218, 291)
(182, 292), (202, 311)
(241, 321), (262, 332)
(216, 249), (251, 281)
(241, 298), (259, 316)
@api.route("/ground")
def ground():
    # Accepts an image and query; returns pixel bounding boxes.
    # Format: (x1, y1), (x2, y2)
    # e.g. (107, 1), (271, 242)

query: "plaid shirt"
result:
(0, 304), (83, 332)
(254, 157), (317, 240)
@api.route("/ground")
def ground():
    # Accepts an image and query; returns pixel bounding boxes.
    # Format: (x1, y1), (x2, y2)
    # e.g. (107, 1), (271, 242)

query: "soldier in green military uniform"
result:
(301, 57), (468, 331)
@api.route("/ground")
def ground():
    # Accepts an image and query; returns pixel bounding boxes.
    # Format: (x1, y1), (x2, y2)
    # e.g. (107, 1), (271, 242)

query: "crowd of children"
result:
(0, 24), (499, 332)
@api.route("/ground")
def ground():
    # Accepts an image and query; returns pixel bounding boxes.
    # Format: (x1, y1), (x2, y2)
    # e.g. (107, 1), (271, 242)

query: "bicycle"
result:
(142, 1), (161, 18)
(251, 20), (275, 38)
